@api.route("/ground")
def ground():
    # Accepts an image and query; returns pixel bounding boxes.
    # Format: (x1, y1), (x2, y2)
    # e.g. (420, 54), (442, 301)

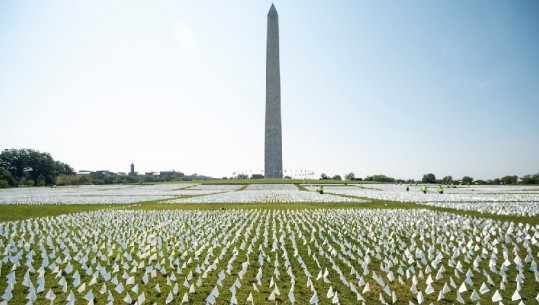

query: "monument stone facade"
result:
(264, 4), (283, 179)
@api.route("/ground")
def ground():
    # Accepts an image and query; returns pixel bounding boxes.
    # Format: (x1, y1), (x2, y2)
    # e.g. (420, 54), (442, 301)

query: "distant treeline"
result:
(417, 173), (539, 185)
(0, 148), (74, 187)
(2, 148), (538, 187)
(319, 172), (539, 185)
(0, 148), (195, 188)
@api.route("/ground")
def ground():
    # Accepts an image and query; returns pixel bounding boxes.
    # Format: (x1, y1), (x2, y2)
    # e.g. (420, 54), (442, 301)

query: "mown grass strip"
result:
(294, 184), (309, 191)
(0, 204), (132, 222)
(237, 184), (250, 191)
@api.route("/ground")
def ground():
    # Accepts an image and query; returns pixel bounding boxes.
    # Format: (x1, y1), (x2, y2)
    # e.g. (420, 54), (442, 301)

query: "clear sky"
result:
(1, 0), (538, 180)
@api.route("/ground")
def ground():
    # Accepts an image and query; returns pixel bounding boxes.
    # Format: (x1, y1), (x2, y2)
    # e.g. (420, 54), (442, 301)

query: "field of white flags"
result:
(0, 184), (365, 205)
(1, 184), (539, 216)
(306, 184), (539, 217)
(1, 208), (538, 304)
(0, 184), (223, 205)
(1, 183), (539, 304)
(165, 184), (366, 204)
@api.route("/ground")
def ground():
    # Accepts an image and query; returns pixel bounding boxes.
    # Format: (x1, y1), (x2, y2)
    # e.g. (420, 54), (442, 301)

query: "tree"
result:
(345, 172), (355, 181)
(462, 176), (473, 185)
(54, 161), (75, 176)
(501, 175), (518, 185)
(0, 166), (15, 187)
(0, 148), (29, 181)
(422, 173), (436, 184)
(0, 149), (75, 186)
(235, 173), (248, 179)
(332, 175), (342, 180)
(520, 175), (536, 184)
(442, 176), (453, 184)
(364, 174), (395, 183)
(56, 174), (88, 185)
(142, 176), (155, 183)
(320, 173), (328, 180)
(90, 171), (117, 184)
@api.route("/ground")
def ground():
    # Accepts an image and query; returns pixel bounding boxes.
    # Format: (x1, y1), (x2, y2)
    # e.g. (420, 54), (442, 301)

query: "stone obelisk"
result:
(265, 4), (283, 179)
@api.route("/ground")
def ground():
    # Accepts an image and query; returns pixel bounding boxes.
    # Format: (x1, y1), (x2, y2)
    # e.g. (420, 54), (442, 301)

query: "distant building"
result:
(129, 164), (137, 176)
(145, 172), (157, 176)
(77, 170), (92, 175)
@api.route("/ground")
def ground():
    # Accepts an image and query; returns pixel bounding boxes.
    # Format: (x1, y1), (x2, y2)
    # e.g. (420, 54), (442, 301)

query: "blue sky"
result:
(1, 0), (538, 180)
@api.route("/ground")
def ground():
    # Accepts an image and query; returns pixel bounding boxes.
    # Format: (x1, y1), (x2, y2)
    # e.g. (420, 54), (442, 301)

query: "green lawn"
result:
(0, 203), (132, 222)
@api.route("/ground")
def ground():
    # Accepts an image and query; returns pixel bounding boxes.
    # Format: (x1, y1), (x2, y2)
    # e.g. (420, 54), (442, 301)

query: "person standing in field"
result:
(438, 185), (444, 194)
(421, 185), (427, 194)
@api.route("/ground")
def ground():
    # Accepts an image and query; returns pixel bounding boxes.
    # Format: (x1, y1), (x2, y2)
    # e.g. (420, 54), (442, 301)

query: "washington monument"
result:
(265, 4), (283, 179)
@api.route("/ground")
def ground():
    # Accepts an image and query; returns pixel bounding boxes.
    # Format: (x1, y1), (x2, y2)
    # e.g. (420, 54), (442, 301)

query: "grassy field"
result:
(1, 185), (538, 304)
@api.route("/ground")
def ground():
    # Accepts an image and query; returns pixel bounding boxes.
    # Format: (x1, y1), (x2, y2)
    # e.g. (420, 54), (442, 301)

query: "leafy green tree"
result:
(422, 173), (436, 184)
(345, 172), (355, 181)
(520, 175), (536, 184)
(462, 176), (473, 185)
(54, 161), (74, 176)
(37, 174), (46, 186)
(0, 166), (15, 187)
(442, 176), (453, 184)
(0, 149), (74, 186)
(0, 148), (29, 181)
(56, 174), (86, 185)
(235, 174), (248, 179)
(320, 173), (329, 180)
(501, 175), (518, 185)
(332, 175), (342, 180)
(90, 171), (118, 184)
(24, 151), (52, 184)
(142, 176), (155, 183)
(365, 174), (395, 183)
